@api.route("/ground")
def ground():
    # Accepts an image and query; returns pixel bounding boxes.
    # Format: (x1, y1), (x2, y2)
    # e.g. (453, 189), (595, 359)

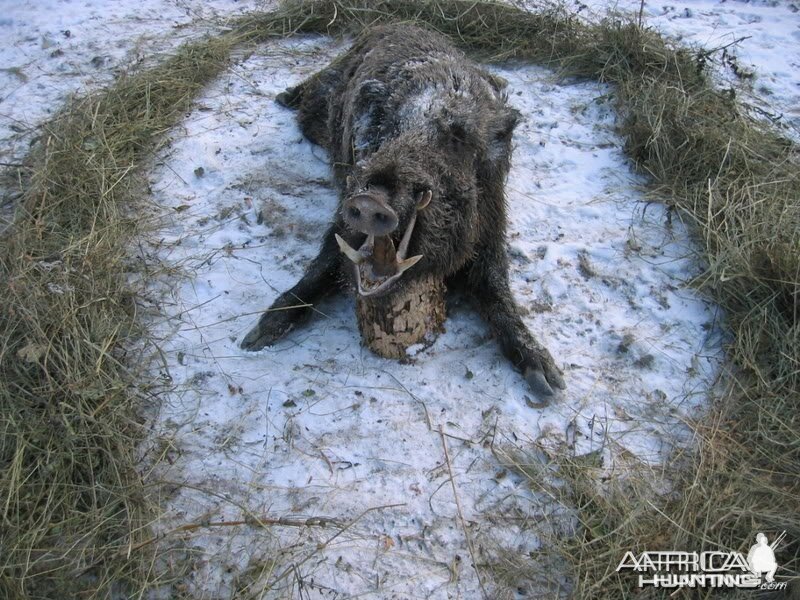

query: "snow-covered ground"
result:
(0, 0), (272, 170)
(1, 1), (798, 598)
(574, 0), (800, 137)
(135, 41), (727, 597)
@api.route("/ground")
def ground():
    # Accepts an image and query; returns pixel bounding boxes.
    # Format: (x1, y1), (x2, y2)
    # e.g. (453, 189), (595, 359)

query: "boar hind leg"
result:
(469, 250), (565, 399)
(276, 65), (344, 150)
(241, 227), (341, 351)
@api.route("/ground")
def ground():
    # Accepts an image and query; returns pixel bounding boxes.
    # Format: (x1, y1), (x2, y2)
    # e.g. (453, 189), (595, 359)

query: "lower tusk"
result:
(397, 254), (423, 274)
(335, 233), (363, 264)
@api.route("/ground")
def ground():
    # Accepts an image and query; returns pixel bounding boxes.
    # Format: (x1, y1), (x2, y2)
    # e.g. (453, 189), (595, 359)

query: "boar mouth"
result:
(335, 190), (431, 297)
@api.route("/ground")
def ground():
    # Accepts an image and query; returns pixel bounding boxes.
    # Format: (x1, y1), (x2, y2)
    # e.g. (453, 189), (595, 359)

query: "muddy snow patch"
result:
(139, 37), (724, 598)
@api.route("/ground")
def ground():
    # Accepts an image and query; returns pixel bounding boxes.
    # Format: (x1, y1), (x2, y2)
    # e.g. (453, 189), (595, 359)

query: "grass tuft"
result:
(0, 38), (232, 598)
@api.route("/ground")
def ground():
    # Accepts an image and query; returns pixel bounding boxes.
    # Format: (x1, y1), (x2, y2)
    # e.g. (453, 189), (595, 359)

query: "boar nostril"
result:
(344, 194), (397, 234)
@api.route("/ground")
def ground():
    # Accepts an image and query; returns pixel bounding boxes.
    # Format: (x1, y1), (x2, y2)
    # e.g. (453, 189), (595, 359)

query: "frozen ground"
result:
(0, 0), (273, 216)
(573, 0), (800, 137)
(1, 1), (798, 598)
(139, 35), (722, 600)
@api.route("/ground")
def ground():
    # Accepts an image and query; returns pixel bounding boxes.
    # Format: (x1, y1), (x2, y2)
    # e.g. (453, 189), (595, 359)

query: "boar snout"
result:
(343, 192), (398, 236)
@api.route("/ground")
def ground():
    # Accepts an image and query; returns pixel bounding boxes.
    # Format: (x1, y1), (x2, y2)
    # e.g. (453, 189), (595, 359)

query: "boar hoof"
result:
(275, 85), (302, 108)
(240, 314), (294, 351)
(523, 363), (566, 401)
(524, 367), (554, 398)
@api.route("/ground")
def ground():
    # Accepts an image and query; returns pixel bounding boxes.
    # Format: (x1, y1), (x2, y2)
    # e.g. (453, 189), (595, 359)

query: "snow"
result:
(572, 0), (800, 137)
(139, 40), (724, 599)
(0, 0), (272, 169)
(1, 1), (798, 598)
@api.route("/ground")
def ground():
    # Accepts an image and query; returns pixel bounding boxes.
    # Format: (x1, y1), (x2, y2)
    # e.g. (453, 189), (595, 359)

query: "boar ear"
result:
(495, 108), (521, 141)
(488, 107), (521, 163)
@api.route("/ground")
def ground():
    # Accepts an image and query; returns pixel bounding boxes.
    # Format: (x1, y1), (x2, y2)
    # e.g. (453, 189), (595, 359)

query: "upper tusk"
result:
(397, 212), (417, 260)
(397, 191), (430, 259)
(417, 190), (432, 210)
(335, 233), (363, 264)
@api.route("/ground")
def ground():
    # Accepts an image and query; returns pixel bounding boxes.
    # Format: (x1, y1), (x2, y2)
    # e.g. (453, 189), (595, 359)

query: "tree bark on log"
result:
(356, 273), (446, 359)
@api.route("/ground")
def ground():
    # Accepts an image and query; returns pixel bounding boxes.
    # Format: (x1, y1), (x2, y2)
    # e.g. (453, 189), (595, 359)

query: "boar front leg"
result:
(469, 247), (566, 399)
(241, 226), (341, 351)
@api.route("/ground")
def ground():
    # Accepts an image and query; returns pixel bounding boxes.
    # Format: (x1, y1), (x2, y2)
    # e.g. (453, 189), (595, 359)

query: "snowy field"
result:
(1, 1), (798, 598)
(572, 0), (800, 138)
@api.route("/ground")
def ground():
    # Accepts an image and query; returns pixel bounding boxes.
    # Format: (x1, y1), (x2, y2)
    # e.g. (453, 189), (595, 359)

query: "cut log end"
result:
(355, 272), (446, 359)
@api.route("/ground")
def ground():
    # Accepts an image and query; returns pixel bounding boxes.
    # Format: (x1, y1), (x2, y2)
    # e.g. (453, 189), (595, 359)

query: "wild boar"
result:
(241, 24), (565, 397)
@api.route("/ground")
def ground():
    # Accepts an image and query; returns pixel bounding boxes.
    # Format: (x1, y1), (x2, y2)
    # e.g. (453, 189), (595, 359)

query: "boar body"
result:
(241, 25), (564, 397)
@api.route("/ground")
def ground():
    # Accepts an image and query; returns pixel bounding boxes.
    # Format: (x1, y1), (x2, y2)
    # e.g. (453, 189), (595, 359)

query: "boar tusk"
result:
(396, 190), (430, 259)
(417, 189), (432, 210)
(335, 233), (363, 264)
(397, 254), (423, 275)
(396, 212), (418, 260)
(364, 234), (375, 253)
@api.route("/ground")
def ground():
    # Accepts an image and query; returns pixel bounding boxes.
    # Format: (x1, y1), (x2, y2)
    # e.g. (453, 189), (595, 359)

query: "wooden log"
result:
(355, 272), (446, 359)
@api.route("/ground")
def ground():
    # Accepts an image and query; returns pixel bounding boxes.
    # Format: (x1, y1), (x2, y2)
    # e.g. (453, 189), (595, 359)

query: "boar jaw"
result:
(335, 231), (423, 297)
(335, 191), (430, 297)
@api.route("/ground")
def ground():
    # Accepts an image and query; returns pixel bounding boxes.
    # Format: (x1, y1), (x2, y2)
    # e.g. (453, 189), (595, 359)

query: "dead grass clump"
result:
(236, 0), (583, 62)
(2, 0), (797, 597)
(0, 39), (231, 598)
(561, 16), (800, 599)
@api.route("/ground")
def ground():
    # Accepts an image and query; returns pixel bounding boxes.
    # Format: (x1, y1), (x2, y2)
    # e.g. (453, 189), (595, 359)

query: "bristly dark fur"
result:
(241, 24), (565, 396)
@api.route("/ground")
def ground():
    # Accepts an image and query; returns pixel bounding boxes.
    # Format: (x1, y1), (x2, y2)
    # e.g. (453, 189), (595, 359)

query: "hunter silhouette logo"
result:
(616, 531), (787, 590)
(747, 532), (782, 583)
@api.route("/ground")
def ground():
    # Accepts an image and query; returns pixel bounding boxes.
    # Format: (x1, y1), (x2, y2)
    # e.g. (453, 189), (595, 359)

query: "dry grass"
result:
(0, 38), (232, 598)
(1, 0), (797, 597)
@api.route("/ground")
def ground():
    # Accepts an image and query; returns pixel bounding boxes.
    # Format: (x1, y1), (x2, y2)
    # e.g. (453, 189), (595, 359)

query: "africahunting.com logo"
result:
(616, 532), (787, 591)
